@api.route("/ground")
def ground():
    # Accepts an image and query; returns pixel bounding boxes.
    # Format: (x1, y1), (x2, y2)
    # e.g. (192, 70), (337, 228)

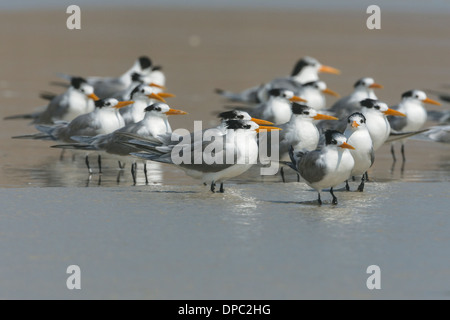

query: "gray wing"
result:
(215, 85), (262, 103)
(34, 94), (66, 124)
(298, 150), (326, 183)
(388, 105), (407, 131)
(329, 95), (360, 119)
(93, 78), (128, 99)
(266, 77), (302, 93)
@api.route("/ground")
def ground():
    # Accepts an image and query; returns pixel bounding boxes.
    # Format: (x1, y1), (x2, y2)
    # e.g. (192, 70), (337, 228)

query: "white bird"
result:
(258, 103), (338, 182)
(5, 77), (99, 124)
(57, 56), (154, 99)
(360, 98), (406, 151)
(13, 98), (133, 174)
(245, 88), (307, 125)
(52, 102), (188, 184)
(343, 112), (374, 192)
(329, 77), (383, 119)
(119, 84), (173, 125)
(388, 90), (441, 163)
(295, 80), (340, 111)
(215, 56), (340, 103)
(286, 130), (355, 205)
(421, 125), (450, 143)
(112, 72), (167, 101)
(123, 120), (281, 193)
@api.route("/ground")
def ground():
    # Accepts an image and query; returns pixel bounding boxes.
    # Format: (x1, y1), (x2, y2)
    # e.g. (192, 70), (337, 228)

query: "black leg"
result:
(296, 172), (300, 182)
(98, 155), (102, 174)
(59, 149), (65, 161)
(357, 174), (366, 192)
(352, 175), (356, 182)
(210, 181), (216, 193)
(85, 155), (92, 175)
(219, 183), (224, 193)
(391, 144), (397, 163)
(317, 192), (322, 206)
(401, 143), (406, 163)
(144, 163), (149, 185)
(345, 180), (350, 191)
(118, 161), (125, 170)
(365, 171), (369, 182)
(330, 187), (338, 205)
(98, 174), (102, 186)
(116, 170), (122, 184)
(281, 167), (286, 183)
(131, 162), (137, 185)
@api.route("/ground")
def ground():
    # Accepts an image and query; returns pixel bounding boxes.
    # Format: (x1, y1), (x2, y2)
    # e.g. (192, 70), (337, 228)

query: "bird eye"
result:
(332, 140), (337, 144)
(360, 119), (364, 123)
(304, 111), (309, 115)
(80, 89), (85, 93)
(238, 115), (244, 119)
(141, 89), (145, 93)
(106, 102), (110, 106)
(155, 107), (161, 111)
(414, 95), (419, 99)
(375, 106), (380, 110)
(348, 119), (351, 123)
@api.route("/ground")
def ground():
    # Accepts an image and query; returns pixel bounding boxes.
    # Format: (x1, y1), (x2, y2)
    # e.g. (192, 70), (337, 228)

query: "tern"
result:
(119, 84), (172, 125)
(286, 130), (355, 205)
(360, 99), (406, 151)
(388, 90), (441, 163)
(329, 77), (383, 119)
(343, 112), (374, 192)
(421, 125), (450, 143)
(259, 103), (338, 181)
(215, 56), (340, 103)
(5, 77), (99, 124)
(295, 81), (340, 111)
(52, 102), (188, 184)
(57, 56), (154, 99)
(122, 120), (281, 193)
(245, 88), (307, 125)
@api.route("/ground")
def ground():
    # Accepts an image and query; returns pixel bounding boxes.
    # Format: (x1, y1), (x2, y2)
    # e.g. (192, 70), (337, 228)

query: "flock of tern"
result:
(6, 55), (449, 205)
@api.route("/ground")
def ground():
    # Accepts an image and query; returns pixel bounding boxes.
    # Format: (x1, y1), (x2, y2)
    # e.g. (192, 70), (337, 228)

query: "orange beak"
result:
(157, 92), (176, 98)
(147, 92), (166, 103)
(256, 126), (282, 133)
(87, 93), (100, 101)
(322, 88), (340, 97)
(369, 83), (383, 89)
(289, 96), (308, 103)
(113, 100), (134, 109)
(250, 118), (274, 125)
(165, 108), (188, 115)
(319, 65), (341, 75)
(383, 108), (406, 117)
(422, 97), (441, 106)
(339, 142), (355, 150)
(313, 114), (338, 121)
(149, 82), (166, 90)
(351, 120), (360, 128)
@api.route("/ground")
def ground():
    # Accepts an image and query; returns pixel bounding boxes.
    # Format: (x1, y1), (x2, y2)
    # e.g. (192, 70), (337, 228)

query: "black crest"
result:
(138, 56), (152, 70)
(401, 90), (415, 99)
(291, 103), (310, 115)
(359, 98), (378, 108)
(71, 77), (87, 89)
(324, 130), (342, 145)
(290, 58), (309, 77)
(94, 99), (106, 108)
(218, 110), (240, 120)
(225, 120), (250, 130)
(145, 103), (162, 112)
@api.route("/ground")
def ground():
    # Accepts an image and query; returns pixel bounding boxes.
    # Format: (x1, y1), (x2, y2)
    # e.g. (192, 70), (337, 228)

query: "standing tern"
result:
(5, 77), (99, 124)
(51, 103), (188, 184)
(286, 130), (355, 205)
(57, 56), (154, 99)
(343, 112), (374, 192)
(119, 84), (172, 125)
(388, 90), (441, 163)
(245, 88), (307, 125)
(122, 120), (281, 193)
(360, 98), (406, 151)
(215, 56), (340, 104)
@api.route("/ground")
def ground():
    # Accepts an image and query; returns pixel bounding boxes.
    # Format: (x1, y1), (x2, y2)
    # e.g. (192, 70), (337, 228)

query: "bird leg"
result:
(330, 187), (338, 205)
(210, 181), (216, 193)
(401, 143), (406, 163)
(85, 155), (93, 175)
(144, 163), (149, 185)
(131, 162), (137, 185)
(357, 174), (366, 192)
(345, 180), (350, 191)
(391, 144), (397, 163)
(98, 155), (102, 174)
(296, 173), (300, 182)
(219, 183), (224, 193)
(317, 193), (322, 206)
(59, 149), (66, 161)
(118, 161), (125, 170)
(281, 167), (286, 183)
(365, 171), (369, 182)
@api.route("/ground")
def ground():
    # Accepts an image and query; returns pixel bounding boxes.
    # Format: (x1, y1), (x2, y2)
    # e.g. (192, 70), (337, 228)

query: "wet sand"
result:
(1, 7), (450, 299)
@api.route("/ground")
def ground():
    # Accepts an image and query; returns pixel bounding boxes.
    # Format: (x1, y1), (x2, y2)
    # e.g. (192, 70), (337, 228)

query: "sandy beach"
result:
(1, 5), (450, 299)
